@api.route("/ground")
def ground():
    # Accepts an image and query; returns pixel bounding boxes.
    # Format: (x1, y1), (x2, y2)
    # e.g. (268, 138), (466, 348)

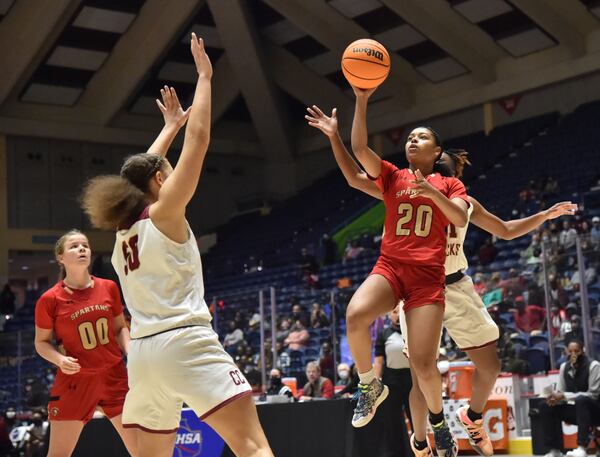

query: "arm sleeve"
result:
(368, 160), (396, 195)
(34, 293), (55, 330)
(108, 281), (124, 316)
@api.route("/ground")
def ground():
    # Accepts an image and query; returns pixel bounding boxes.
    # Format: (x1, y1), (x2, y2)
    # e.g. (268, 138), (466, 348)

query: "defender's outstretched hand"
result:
(156, 86), (190, 129)
(305, 105), (338, 138)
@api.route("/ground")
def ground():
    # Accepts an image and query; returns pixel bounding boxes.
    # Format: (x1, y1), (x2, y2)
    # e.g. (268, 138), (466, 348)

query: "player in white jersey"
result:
(81, 34), (273, 457)
(305, 106), (576, 456)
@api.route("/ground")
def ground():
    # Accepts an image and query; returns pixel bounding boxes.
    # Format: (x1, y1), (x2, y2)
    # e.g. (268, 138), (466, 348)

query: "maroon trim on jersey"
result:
(199, 390), (253, 421)
(118, 206), (150, 230)
(123, 423), (179, 434)
(459, 338), (498, 351)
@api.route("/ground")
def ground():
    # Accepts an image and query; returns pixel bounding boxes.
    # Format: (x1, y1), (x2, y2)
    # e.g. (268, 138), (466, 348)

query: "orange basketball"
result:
(341, 39), (390, 89)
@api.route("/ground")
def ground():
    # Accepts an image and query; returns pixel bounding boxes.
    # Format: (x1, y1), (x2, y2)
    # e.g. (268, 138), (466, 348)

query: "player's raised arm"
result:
(305, 105), (382, 200)
(350, 85), (382, 178)
(470, 197), (577, 240)
(153, 33), (212, 218)
(146, 86), (191, 157)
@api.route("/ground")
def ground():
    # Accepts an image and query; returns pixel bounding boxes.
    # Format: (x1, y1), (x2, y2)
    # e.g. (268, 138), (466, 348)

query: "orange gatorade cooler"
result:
(448, 364), (475, 399)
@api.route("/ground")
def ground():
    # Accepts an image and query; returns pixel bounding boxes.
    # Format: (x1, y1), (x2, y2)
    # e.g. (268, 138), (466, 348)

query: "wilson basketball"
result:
(341, 39), (390, 89)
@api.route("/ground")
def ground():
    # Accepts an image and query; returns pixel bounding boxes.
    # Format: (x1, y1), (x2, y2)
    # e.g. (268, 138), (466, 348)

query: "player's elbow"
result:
(496, 225), (513, 240)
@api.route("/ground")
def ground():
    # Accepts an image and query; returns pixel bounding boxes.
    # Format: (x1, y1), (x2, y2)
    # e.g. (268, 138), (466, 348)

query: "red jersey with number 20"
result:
(372, 160), (468, 267)
(35, 277), (124, 374)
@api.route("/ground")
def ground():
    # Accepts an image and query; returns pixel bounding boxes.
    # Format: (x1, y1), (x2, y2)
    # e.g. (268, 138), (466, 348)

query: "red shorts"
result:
(48, 360), (128, 422)
(370, 257), (445, 311)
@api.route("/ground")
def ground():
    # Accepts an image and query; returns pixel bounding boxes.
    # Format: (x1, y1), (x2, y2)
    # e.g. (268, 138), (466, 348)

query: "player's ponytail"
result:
(81, 153), (167, 231)
(81, 176), (146, 231)
(445, 148), (471, 178)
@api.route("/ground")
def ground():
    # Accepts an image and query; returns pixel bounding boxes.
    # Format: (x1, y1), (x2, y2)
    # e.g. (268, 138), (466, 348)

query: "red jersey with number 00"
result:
(35, 277), (124, 374)
(371, 160), (468, 267)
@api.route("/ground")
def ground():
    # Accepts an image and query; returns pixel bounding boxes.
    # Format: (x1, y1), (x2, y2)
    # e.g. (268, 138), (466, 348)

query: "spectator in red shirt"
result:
(512, 297), (546, 333)
(298, 361), (334, 401)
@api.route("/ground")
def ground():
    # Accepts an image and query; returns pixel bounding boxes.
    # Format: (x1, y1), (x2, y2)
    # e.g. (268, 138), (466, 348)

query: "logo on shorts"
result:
(50, 407), (60, 417)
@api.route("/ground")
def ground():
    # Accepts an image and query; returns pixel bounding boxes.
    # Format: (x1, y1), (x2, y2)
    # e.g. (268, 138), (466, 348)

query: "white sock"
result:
(358, 368), (376, 385)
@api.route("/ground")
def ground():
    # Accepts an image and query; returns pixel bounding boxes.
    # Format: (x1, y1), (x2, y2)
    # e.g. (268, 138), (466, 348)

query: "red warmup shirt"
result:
(372, 160), (468, 266)
(35, 277), (125, 374)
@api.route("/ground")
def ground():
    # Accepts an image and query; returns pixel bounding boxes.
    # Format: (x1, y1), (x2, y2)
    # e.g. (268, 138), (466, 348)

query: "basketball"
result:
(341, 39), (390, 89)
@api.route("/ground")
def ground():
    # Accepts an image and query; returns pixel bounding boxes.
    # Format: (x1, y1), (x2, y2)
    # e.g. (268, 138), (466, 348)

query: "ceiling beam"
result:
(0, 0), (81, 106)
(510, 0), (589, 56)
(265, 43), (352, 114)
(263, 0), (418, 106)
(211, 55), (241, 125)
(0, 116), (261, 157)
(381, 0), (499, 83)
(79, 0), (204, 125)
(207, 0), (294, 161)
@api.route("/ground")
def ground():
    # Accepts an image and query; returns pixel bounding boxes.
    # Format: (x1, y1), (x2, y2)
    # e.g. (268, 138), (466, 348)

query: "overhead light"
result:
(21, 266), (29, 271)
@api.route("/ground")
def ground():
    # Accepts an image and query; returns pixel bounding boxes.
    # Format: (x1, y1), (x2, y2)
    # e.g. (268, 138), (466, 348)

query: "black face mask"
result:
(270, 376), (282, 387)
(33, 419), (42, 426)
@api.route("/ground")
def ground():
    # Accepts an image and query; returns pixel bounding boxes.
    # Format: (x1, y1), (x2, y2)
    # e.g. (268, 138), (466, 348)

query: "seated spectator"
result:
(274, 341), (291, 373)
(0, 284), (15, 315)
(473, 274), (487, 296)
(223, 321), (244, 354)
(343, 240), (364, 264)
(310, 303), (329, 328)
(284, 321), (310, 351)
(478, 238), (498, 266)
(570, 266), (597, 290)
(336, 363), (351, 387)
(548, 275), (569, 307)
(319, 342), (335, 381)
(559, 221), (578, 250)
(291, 304), (310, 328)
(254, 340), (273, 372)
(549, 305), (567, 338)
(266, 368), (293, 398)
(512, 297), (546, 333)
(24, 410), (47, 457)
(276, 318), (291, 344)
(298, 361), (334, 401)
(233, 311), (248, 331)
(538, 340), (600, 457)
(564, 315), (584, 346)
(336, 364), (359, 398)
(248, 312), (261, 331)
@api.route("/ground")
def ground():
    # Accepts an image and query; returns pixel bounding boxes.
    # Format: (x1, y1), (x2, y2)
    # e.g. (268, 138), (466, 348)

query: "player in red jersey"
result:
(335, 85), (469, 455)
(307, 106), (577, 456)
(34, 230), (136, 457)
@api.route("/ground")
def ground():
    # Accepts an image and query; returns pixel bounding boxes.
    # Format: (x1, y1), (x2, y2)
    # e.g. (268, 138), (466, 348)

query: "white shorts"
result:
(444, 275), (499, 350)
(123, 325), (252, 432)
(400, 275), (499, 354)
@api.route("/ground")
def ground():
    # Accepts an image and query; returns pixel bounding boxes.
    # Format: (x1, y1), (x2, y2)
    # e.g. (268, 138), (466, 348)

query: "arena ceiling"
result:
(1, 0), (600, 158)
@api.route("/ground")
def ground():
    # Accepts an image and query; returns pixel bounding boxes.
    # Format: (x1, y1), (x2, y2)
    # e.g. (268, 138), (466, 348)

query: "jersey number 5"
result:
(396, 203), (433, 237)
(122, 235), (140, 275)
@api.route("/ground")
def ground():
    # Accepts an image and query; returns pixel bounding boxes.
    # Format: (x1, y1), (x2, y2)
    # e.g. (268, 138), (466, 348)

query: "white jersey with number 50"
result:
(445, 203), (473, 275)
(111, 208), (212, 339)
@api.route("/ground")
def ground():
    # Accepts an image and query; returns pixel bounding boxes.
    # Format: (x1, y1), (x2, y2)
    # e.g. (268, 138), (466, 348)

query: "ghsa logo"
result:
(353, 47), (384, 61)
(174, 430), (203, 457)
